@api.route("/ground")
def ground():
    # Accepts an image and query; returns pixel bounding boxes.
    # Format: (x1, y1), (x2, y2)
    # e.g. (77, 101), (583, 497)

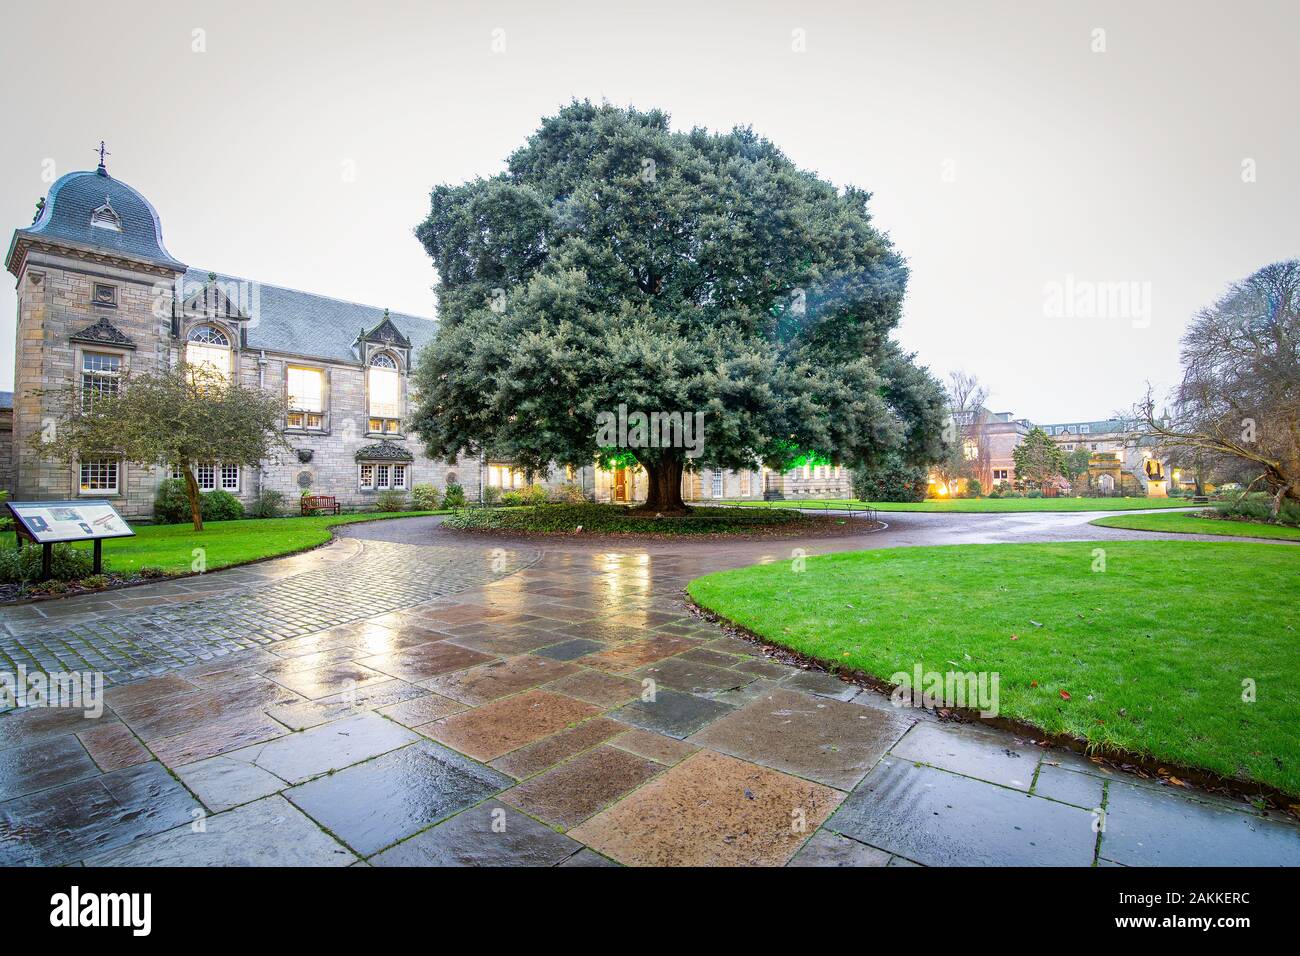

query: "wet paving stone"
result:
(266, 662), (393, 700)
(788, 829), (892, 867)
(542, 669), (642, 708)
(1100, 781), (1300, 866)
(77, 722), (150, 772)
(490, 716), (628, 779)
(559, 847), (621, 867)
(570, 750), (843, 867)
(358, 642), (495, 682)
(780, 670), (861, 702)
(828, 757), (1096, 867)
(147, 710), (290, 768)
(580, 635), (700, 673)
(733, 657), (797, 680)
(502, 744), (664, 829)
(236, 712), (420, 785)
(612, 689), (735, 739)
(890, 721), (1039, 791)
(423, 689), (603, 762)
(102, 673), (199, 710)
(370, 802), (582, 866)
(176, 752), (287, 812)
(689, 687), (912, 790)
(635, 657), (756, 696)
(447, 630), (568, 656)
(0, 735), (101, 801)
(286, 740), (511, 856)
(378, 693), (468, 727)
(87, 795), (356, 866)
(533, 638), (607, 661)
(422, 654), (577, 705)
(1032, 763), (1105, 809)
(609, 728), (699, 766)
(0, 705), (110, 749)
(267, 679), (426, 730)
(676, 647), (748, 668)
(0, 760), (200, 866)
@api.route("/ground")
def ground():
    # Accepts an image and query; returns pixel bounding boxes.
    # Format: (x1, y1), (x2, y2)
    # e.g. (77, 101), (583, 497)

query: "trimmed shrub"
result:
(0, 542), (95, 584)
(851, 459), (928, 502)
(154, 479), (245, 523)
(482, 485), (503, 506)
(963, 478), (983, 499)
(500, 489), (524, 506)
(443, 483), (467, 507)
(374, 490), (407, 513)
(249, 489), (284, 519)
(551, 482), (588, 504)
(522, 484), (549, 506)
(411, 483), (441, 510)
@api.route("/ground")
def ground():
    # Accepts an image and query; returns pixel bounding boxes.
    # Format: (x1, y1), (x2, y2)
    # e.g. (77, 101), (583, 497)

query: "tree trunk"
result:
(182, 463), (204, 532)
(634, 456), (689, 514)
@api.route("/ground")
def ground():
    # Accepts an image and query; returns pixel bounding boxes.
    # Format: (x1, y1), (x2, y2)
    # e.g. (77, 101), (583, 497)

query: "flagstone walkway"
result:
(1, 510), (1297, 867)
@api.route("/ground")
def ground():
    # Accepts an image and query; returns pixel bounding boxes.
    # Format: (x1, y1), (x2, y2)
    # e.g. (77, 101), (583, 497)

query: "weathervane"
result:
(94, 140), (110, 174)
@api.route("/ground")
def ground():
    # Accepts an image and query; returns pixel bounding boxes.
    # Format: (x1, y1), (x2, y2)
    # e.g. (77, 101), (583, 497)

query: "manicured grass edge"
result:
(683, 583), (1297, 812)
(1090, 511), (1300, 541)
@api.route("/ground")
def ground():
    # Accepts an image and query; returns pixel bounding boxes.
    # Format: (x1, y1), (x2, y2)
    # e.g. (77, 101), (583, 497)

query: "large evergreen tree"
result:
(411, 102), (947, 511)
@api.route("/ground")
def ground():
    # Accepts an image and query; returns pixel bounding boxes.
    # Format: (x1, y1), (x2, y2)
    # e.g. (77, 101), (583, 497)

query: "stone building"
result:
(4, 162), (847, 516)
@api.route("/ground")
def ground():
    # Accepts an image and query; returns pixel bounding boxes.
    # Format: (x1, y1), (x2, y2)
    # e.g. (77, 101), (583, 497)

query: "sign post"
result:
(5, 500), (135, 581)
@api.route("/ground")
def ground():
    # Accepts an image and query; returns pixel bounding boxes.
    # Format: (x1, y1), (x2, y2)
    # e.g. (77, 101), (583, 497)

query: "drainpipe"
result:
(256, 351), (267, 496)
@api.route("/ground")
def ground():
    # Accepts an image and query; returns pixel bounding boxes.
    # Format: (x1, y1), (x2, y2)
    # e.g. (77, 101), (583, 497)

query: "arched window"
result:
(367, 352), (402, 433)
(186, 325), (232, 380)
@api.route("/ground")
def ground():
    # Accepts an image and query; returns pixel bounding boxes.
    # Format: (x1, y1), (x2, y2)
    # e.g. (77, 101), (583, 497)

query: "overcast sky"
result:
(2, 0), (1296, 422)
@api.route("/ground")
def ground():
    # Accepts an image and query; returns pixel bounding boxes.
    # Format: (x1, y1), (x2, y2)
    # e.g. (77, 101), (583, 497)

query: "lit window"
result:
(367, 353), (401, 432)
(359, 463), (375, 489)
(79, 459), (119, 494)
(287, 366), (325, 429)
(186, 326), (232, 380)
(487, 463), (524, 489)
(81, 351), (121, 409)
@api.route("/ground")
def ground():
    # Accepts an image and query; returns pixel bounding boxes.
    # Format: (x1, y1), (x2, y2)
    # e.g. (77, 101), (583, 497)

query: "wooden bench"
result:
(301, 495), (341, 516)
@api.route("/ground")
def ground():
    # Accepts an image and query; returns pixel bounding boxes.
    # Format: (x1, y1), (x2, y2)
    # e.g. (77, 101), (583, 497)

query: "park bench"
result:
(301, 494), (341, 516)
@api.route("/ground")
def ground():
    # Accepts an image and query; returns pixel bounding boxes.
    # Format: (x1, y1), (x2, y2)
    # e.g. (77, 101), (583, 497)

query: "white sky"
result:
(2, 0), (1297, 422)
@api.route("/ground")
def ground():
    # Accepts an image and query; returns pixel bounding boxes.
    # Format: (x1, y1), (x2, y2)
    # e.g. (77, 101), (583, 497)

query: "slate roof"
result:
(181, 268), (437, 365)
(354, 440), (416, 462)
(8, 167), (186, 271)
(1038, 418), (1132, 436)
(11, 166), (437, 366)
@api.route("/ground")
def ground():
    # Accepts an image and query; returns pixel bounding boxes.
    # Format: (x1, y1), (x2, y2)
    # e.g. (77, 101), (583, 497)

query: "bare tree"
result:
(937, 370), (992, 490)
(1140, 260), (1299, 517)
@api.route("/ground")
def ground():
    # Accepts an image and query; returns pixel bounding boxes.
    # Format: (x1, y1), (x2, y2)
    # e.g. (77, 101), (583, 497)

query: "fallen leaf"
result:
(1059, 689), (1071, 700)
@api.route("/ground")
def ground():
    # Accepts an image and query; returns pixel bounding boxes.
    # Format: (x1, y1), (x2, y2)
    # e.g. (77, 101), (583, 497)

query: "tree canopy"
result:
(1012, 427), (1068, 490)
(411, 101), (947, 510)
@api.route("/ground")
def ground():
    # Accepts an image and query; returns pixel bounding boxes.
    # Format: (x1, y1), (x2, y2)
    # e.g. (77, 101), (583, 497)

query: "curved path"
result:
(2, 508), (1297, 867)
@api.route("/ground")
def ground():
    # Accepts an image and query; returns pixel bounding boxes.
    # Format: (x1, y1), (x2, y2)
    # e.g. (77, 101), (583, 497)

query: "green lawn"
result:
(53, 511), (446, 575)
(715, 497), (1193, 513)
(688, 541), (1300, 796)
(1091, 511), (1300, 541)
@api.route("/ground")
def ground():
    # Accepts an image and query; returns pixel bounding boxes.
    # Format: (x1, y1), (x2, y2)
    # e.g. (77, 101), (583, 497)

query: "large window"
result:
(80, 351), (122, 410)
(359, 462), (407, 490)
(286, 365), (325, 430)
(711, 470), (724, 498)
(171, 463), (239, 492)
(367, 353), (402, 433)
(79, 459), (119, 495)
(186, 326), (232, 380)
(487, 463), (525, 489)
